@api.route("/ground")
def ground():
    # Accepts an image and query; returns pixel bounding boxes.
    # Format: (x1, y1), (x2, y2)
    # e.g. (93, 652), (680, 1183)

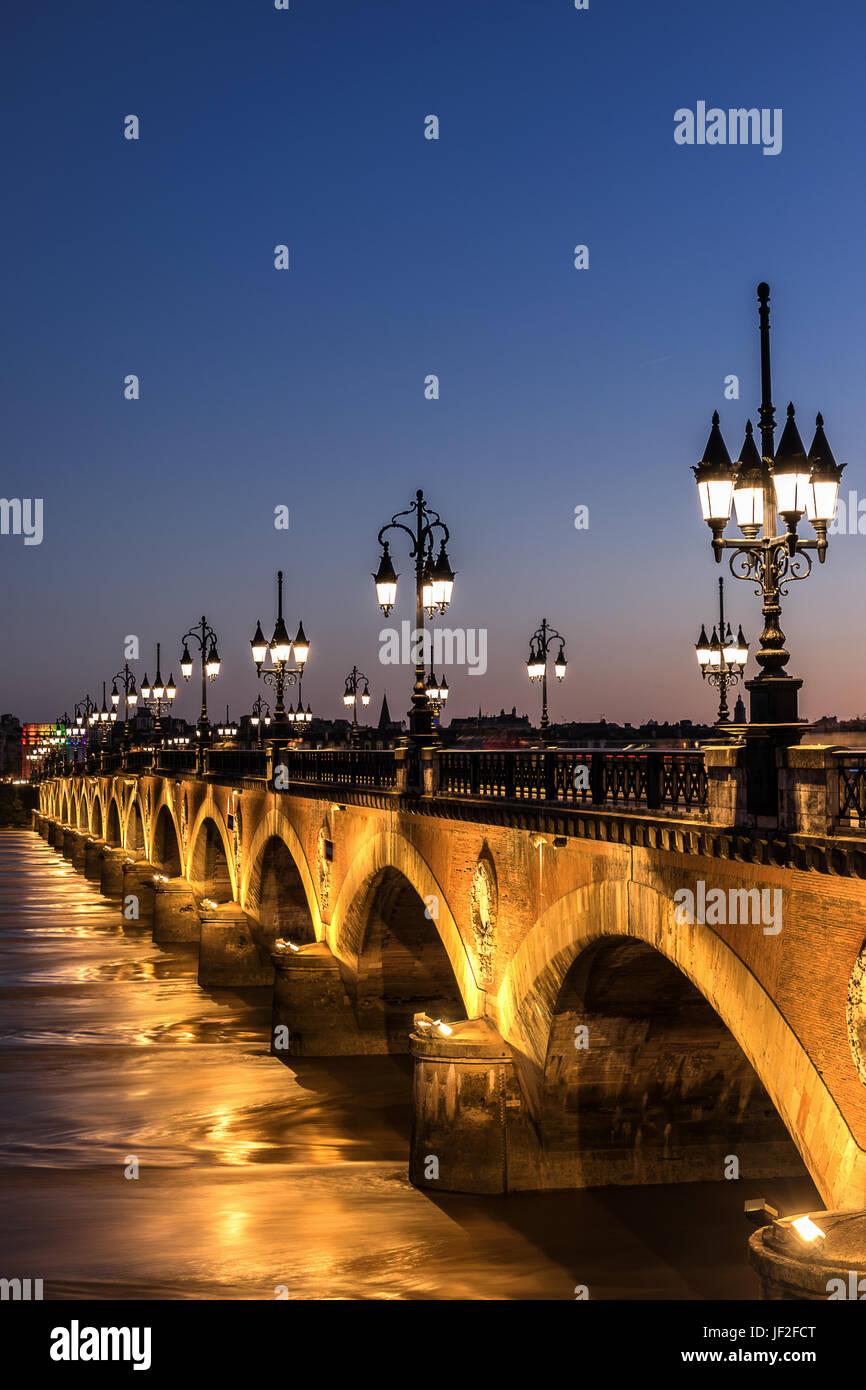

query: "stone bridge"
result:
(33, 742), (866, 1212)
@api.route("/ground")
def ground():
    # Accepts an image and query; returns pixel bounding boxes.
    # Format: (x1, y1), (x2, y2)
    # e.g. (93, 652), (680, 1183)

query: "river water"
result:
(0, 829), (819, 1301)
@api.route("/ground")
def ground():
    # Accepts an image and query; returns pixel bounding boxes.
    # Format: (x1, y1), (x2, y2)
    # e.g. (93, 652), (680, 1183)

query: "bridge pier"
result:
(121, 860), (157, 927)
(99, 847), (128, 899)
(48, 820), (64, 849)
(270, 942), (370, 1056)
(749, 1210), (866, 1299)
(84, 838), (106, 880)
(65, 829), (88, 870)
(409, 1017), (539, 1195)
(198, 902), (274, 988)
(153, 878), (200, 943)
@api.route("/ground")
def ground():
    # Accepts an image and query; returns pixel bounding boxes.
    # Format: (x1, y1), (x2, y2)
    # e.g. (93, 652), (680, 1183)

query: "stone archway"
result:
(496, 878), (866, 1211)
(105, 798), (122, 848)
(189, 816), (234, 903)
(247, 835), (316, 951)
(539, 935), (808, 1188)
(151, 803), (182, 877)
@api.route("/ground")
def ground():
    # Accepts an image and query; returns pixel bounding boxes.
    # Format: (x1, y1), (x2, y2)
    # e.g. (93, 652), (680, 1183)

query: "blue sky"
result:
(3, 0), (865, 726)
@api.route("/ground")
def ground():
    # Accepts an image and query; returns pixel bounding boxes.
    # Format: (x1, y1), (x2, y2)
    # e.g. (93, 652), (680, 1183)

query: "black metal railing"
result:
(279, 748), (398, 789)
(437, 748), (708, 811)
(837, 752), (866, 828)
(155, 747), (198, 773)
(204, 747), (268, 779)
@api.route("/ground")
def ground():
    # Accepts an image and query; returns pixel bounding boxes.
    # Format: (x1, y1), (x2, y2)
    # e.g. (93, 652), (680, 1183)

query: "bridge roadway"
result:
(34, 740), (866, 1238)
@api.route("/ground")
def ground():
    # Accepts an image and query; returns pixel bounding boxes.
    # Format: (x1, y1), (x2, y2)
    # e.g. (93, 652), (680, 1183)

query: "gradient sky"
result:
(3, 0), (866, 728)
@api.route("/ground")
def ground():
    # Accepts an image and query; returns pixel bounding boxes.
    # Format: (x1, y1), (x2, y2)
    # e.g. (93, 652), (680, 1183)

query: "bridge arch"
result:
(244, 811), (318, 948)
(188, 805), (235, 903)
(125, 797), (145, 855)
(61, 789), (70, 826)
(90, 795), (103, 840)
(104, 796), (122, 848)
(151, 803), (183, 877)
(332, 831), (481, 1044)
(497, 879), (866, 1211)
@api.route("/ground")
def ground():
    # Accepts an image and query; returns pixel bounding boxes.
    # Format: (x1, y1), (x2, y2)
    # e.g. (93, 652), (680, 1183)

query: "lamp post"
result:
(526, 618), (567, 735)
(74, 695), (96, 762)
(110, 663), (138, 747)
(92, 681), (116, 747)
(249, 693), (271, 746)
(694, 578), (749, 724)
(424, 670), (449, 726)
(373, 489), (455, 743)
(180, 616), (220, 740)
(139, 645), (177, 738)
(342, 667), (370, 748)
(249, 571), (310, 739)
(692, 283), (845, 739)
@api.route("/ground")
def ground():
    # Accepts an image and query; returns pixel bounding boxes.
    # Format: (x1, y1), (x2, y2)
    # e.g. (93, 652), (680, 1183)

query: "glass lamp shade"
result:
(76, 716), (83, 726)
(205, 647), (220, 679)
(373, 544), (398, 613)
(439, 677), (449, 702)
(166, 675), (177, 700)
(270, 619), (291, 666)
(361, 689), (370, 707)
(111, 686), (120, 707)
(181, 646), (193, 680)
(251, 715), (259, 726)
(304, 706), (312, 723)
(554, 647), (567, 681)
(731, 626), (749, 667)
(421, 565), (436, 614)
(805, 414), (845, 525)
(250, 622), (268, 666)
(264, 716), (271, 726)
(695, 624), (711, 666)
(343, 692), (355, 707)
(693, 412), (734, 525)
(153, 682), (164, 699)
(109, 711), (117, 723)
(773, 403), (810, 520)
(128, 688), (137, 706)
(293, 623), (309, 665)
(141, 677), (151, 699)
(431, 541), (455, 610)
(707, 627), (722, 668)
(733, 420), (764, 532)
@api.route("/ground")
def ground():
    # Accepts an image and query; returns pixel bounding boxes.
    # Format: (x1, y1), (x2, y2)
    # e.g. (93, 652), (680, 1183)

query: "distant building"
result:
(0, 715), (22, 777)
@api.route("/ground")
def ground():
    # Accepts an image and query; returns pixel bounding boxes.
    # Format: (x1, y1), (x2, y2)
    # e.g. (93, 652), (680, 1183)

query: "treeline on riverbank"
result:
(0, 783), (38, 827)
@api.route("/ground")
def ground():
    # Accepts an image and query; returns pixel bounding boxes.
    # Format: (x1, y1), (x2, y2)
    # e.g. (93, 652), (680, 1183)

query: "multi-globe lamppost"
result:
(526, 618), (567, 734)
(139, 645), (177, 738)
(180, 616), (220, 740)
(692, 283), (845, 740)
(373, 489), (455, 742)
(249, 571), (310, 739)
(249, 693), (272, 745)
(342, 666), (370, 748)
(110, 662), (138, 747)
(694, 578), (749, 724)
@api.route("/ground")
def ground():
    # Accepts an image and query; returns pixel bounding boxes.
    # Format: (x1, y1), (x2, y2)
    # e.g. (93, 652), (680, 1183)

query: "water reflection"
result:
(0, 830), (820, 1300)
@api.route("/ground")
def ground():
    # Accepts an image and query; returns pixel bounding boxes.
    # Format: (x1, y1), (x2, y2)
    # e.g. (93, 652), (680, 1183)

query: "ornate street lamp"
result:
(694, 578), (749, 724)
(692, 283), (845, 738)
(110, 662), (138, 747)
(525, 618), (567, 734)
(424, 670), (449, 725)
(249, 571), (310, 738)
(373, 489), (455, 742)
(249, 693), (272, 746)
(139, 644), (177, 738)
(342, 666), (370, 748)
(180, 616), (220, 740)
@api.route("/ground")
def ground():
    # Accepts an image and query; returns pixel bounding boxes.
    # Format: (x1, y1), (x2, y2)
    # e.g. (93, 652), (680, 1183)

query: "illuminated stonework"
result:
(470, 852), (497, 985)
(847, 940), (866, 1086)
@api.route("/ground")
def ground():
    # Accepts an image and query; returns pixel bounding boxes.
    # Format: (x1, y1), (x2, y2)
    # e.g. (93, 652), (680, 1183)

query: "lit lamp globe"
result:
(772, 404), (812, 540)
(554, 646), (567, 681)
(693, 411), (735, 554)
(250, 622), (268, 669)
(732, 421), (764, 537)
(373, 543), (398, 615)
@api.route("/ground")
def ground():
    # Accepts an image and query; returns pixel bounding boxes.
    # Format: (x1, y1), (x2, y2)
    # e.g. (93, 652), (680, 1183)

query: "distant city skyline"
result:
(3, 0), (866, 725)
